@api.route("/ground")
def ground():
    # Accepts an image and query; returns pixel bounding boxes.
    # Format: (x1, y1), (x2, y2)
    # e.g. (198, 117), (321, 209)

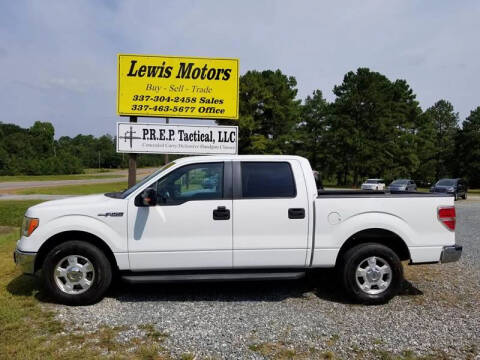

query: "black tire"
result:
(454, 193), (458, 201)
(340, 243), (403, 305)
(462, 192), (467, 200)
(42, 241), (112, 305)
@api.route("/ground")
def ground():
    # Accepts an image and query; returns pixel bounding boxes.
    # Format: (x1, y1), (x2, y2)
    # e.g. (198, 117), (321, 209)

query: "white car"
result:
(361, 178), (386, 191)
(14, 155), (461, 305)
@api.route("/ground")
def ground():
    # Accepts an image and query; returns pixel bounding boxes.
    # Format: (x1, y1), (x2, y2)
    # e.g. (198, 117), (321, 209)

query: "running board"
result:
(121, 271), (306, 284)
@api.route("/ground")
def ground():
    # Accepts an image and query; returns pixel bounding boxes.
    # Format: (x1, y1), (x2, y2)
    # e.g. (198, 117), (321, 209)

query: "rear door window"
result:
(241, 162), (296, 198)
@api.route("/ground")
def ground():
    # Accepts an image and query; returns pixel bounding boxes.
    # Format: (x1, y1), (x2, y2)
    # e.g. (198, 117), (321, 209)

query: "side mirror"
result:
(135, 188), (157, 207)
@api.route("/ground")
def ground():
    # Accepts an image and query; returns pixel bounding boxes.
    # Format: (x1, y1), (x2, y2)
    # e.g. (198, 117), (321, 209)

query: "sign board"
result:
(117, 122), (238, 155)
(117, 54), (239, 119)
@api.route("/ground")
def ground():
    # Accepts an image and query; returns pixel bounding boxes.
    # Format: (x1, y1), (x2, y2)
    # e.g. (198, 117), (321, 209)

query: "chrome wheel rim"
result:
(355, 256), (392, 295)
(54, 255), (95, 295)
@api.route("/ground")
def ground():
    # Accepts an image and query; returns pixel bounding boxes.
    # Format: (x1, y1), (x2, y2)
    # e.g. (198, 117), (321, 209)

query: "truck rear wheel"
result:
(42, 241), (112, 305)
(340, 243), (403, 305)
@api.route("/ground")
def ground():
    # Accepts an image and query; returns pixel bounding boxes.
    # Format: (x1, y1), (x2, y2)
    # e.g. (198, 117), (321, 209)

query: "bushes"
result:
(0, 121), (168, 176)
(1, 154), (84, 176)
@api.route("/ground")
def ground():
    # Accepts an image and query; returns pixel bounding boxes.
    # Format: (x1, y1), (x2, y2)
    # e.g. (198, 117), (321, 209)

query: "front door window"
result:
(156, 162), (224, 205)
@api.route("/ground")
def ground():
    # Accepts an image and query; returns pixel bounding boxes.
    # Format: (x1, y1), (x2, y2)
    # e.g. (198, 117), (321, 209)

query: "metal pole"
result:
(128, 116), (137, 188)
(164, 117), (169, 164)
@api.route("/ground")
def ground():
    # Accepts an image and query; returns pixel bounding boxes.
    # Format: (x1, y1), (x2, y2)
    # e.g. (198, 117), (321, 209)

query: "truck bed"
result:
(317, 190), (452, 198)
(311, 190), (455, 267)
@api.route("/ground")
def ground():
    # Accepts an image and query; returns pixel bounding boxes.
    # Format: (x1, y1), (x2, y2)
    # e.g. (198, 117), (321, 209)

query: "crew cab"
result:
(14, 155), (462, 305)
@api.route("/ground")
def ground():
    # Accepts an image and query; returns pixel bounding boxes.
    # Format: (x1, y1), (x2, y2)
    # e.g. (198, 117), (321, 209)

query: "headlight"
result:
(22, 217), (39, 237)
(447, 187), (455, 192)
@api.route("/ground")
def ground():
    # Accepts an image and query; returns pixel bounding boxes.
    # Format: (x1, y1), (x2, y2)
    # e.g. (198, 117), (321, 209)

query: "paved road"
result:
(0, 194), (77, 201)
(0, 168), (155, 193)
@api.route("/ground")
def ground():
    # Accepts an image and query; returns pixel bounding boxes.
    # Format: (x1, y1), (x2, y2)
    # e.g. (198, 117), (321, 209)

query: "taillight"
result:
(438, 206), (456, 231)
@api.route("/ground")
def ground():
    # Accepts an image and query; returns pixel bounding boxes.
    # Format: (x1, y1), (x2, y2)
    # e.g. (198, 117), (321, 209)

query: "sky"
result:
(1, 1), (479, 138)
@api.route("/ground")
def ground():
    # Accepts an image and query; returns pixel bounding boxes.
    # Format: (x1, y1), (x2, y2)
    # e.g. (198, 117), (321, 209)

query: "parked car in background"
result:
(361, 178), (386, 191)
(388, 179), (417, 192)
(430, 178), (467, 200)
(312, 170), (323, 190)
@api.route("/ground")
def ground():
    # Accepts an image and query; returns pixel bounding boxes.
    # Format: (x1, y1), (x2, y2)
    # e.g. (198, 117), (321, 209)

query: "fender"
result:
(312, 211), (413, 267)
(20, 214), (127, 253)
(336, 211), (413, 247)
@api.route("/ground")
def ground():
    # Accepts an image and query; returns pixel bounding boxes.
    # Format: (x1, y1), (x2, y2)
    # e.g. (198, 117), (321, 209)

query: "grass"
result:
(138, 323), (169, 341)
(84, 168), (117, 174)
(374, 349), (450, 360)
(248, 341), (339, 359)
(0, 173), (121, 183)
(17, 181), (127, 195)
(0, 199), (177, 359)
(0, 225), (175, 358)
(0, 200), (45, 227)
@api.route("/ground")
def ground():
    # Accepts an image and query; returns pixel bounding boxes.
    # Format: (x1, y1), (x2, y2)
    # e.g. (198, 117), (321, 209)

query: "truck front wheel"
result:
(42, 241), (112, 305)
(340, 243), (403, 305)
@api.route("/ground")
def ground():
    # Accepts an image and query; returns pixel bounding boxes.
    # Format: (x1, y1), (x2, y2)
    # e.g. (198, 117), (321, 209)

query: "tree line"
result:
(218, 68), (480, 187)
(0, 122), (165, 175)
(1, 67), (479, 187)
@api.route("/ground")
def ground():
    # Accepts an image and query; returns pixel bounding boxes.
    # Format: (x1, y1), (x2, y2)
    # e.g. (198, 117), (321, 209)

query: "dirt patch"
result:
(0, 226), (16, 235)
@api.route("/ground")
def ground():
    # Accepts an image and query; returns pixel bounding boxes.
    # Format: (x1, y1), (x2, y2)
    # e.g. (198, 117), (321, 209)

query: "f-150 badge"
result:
(98, 212), (124, 217)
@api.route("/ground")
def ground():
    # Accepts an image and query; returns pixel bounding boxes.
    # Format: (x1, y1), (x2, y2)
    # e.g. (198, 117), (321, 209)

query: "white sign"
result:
(116, 122), (238, 155)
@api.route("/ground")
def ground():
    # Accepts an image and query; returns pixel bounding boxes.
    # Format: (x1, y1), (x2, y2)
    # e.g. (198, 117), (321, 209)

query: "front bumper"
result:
(440, 245), (462, 263)
(13, 248), (37, 274)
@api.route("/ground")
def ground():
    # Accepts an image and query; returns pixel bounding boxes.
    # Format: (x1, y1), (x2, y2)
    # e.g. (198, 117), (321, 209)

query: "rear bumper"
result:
(13, 248), (37, 274)
(440, 245), (462, 263)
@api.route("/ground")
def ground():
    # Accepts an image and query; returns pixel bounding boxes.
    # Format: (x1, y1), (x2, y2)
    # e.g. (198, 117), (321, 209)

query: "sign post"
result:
(164, 117), (169, 164)
(128, 116), (137, 188)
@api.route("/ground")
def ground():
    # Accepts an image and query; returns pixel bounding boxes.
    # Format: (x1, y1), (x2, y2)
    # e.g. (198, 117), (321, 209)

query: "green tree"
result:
(455, 106), (480, 187)
(30, 121), (55, 156)
(218, 69), (301, 154)
(414, 112), (437, 185)
(298, 90), (331, 171)
(422, 100), (459, 179)
(327, 68), (421, 185)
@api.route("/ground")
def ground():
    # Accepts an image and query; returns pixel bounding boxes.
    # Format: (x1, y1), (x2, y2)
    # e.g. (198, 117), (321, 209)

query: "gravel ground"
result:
(47, 201), (480, 359)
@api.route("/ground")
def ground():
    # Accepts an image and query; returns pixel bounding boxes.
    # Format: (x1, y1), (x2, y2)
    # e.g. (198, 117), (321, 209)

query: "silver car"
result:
(389, 179), (417, 192)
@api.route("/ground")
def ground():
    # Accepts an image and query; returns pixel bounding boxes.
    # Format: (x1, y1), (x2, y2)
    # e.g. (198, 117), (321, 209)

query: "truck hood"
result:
(30, 194), (110, 209)
(26, 194), (126, 218)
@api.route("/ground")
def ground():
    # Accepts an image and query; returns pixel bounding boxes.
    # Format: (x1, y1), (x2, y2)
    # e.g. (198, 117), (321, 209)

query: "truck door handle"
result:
(213, 206), (230, 220)
(288, 208), (305, 219)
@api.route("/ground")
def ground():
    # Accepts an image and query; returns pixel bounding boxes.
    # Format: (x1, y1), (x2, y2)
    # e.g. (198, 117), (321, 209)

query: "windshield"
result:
(119, 162), (176, 198)
(436, 179), (455, 186)
(366, 179), (381, 184)
(391, 179), (408, 185)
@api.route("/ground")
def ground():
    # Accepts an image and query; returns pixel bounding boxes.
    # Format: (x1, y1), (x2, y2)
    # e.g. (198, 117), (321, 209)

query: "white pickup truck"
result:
(14, 155), (461, 305)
